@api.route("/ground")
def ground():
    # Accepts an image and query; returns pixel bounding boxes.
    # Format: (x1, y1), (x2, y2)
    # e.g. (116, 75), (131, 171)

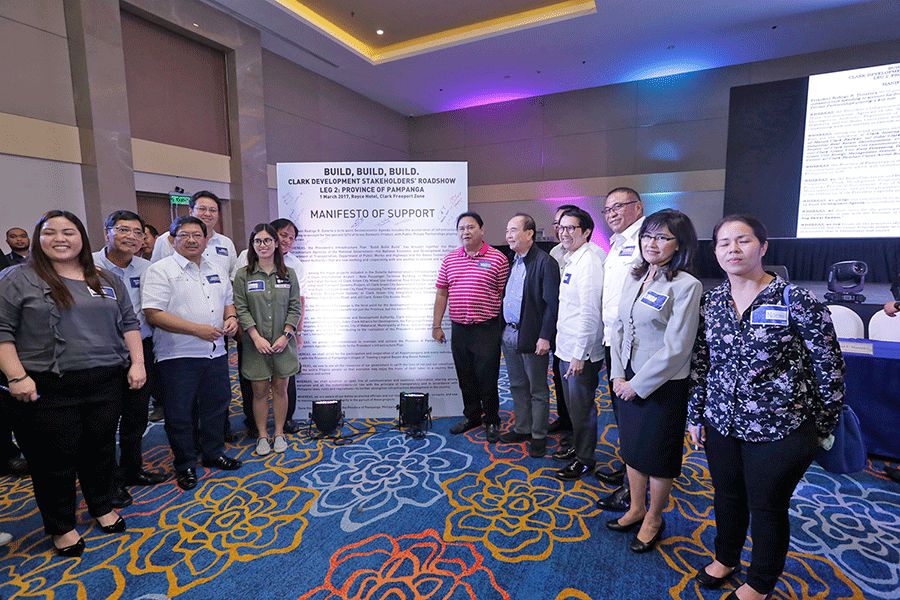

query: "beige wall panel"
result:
(634, 118), (728, 175)
(0, 0), (67, 36)
(466, 139), (544, 186)
(319, 127), (409, 162)
(464, 98), (543, 147)
(261, 49), (321, 123)
(317, 78), (410, 152)
(265, 107), (323, 163)
(542, 83), (638, 137)
(0, 17), (75, 125)
(636, 64), (750, 127)
(541, 128), (637, 181)
(131, 138), (230, 183)
(0, 112), (80, 163)
(409, 110), (468, 154)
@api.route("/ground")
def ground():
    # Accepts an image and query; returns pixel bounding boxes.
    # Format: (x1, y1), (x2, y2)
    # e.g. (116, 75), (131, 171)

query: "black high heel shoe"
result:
(630, 519), (666, 553)
(695, 563), (741, 589)
(55, 537), (86, 557)
(606, 516), (644, 532)
(98, 515), (126, 534)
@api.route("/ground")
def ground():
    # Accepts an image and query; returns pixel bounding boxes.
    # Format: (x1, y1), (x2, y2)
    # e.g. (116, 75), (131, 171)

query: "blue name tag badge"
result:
(215, 247), (229, 256)
(750, 305), (789, 326)
(248, 280), (265, 292)
(619, 245), (635, 257)
(639, 290), (668, 310)
(88, 285), (117, 300)
(477, 260), (492, 270)
(563, 273), (571, 284)
(206, 274), (222, 284)
(130, 277), (141, 289)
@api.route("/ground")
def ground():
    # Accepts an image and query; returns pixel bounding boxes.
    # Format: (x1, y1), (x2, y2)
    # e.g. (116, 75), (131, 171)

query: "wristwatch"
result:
(284, 331), (294, 340)
(894, 301), (900, 311)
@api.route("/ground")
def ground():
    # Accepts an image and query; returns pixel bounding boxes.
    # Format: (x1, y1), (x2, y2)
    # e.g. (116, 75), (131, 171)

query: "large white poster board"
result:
(277, 162), (467, 418)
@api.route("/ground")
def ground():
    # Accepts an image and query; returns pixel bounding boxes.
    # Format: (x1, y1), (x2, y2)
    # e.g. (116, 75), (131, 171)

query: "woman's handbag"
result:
(783, 285), (867, 474)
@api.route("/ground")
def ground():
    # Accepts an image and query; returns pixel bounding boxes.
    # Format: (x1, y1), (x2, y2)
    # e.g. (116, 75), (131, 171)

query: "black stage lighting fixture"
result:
(398, 392), (431, 429)
(310, 400), (343, 434)
(825, 261), (868, 303)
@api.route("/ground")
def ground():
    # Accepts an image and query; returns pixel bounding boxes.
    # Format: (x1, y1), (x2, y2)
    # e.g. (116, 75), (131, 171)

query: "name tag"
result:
(215, 247), (229, 256)
(563, 273), (571, 284)
(275, 276), (291, 288)
(88, 285), (117, 300)
(619, 245), (635, 257)
(639, 290), (668, 310)
(130, 277), (141, 289)
(206, 274), (221, 284)
(248, 280), (265, 292)
(477, 260), (492, 269)
(750, 305), (789, 326)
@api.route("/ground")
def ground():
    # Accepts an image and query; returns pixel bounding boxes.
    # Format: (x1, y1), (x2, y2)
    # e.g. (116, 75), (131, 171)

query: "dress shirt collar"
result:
(610, 216), (645, 247)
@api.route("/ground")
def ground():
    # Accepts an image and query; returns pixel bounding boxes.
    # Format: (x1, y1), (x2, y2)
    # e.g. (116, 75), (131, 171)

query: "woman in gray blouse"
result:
(0, 211), (146, 557)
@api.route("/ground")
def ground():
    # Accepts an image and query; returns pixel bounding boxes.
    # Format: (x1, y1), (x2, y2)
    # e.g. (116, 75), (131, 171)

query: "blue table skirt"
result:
(840, 339), (900, 460)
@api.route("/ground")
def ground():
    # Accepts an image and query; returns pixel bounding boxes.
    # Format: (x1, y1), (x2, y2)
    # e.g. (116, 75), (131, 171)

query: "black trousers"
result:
(704, 418), (817, 594)
(11, 366), (124, 535)
(450, 318), (502, 426)
(551, 353), (572, 427)
(115, 337), (154, 480)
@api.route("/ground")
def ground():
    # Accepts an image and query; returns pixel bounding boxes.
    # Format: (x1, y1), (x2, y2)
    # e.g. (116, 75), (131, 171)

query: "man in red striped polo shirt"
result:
(433, 212), (510, 443)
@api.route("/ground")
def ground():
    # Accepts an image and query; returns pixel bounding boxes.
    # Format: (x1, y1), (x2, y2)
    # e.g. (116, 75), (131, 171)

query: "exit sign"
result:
(170, 194), (191, 205)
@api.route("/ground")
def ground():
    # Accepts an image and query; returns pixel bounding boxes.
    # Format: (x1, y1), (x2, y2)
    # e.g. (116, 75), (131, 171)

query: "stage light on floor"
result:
(310, 400), (343, 434)
(398, 393), (431, 436)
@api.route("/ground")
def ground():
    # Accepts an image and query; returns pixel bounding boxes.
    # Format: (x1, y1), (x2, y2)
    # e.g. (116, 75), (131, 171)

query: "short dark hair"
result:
(6, 227), (26, 236)
(169, 215), (207, 237)
(189, 190), (222, 211)
(270, 218), (298, 237)
(606, 187), (641, 204)
(104, 210), (145, 231)
(556, 204), (579, 214)
(632, 208), (698, 281)
(712, 214), (768, 246)
(560, 207), (594, 242)
(144, 223), (159, 237)
(513, 212), (536, 236)
(457, 211), (483, 228)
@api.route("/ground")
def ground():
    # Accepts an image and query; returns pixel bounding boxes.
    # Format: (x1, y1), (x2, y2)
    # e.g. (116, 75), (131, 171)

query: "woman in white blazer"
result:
(605, 209), (702, 554)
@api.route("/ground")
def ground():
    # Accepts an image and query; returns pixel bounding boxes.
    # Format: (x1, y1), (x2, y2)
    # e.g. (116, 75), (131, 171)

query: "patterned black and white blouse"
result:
(688, 275), (845, 442)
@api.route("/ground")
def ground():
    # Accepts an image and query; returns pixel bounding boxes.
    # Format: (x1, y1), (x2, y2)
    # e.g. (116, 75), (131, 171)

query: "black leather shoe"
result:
(630, 519), (665, 553)
(148, 406), (164, 422)
(54, 537), (85, 557)
(606, 516), (644, 532)
(125, 470), (170, 486)
(5, 456), (28, 476)
(547, 418), (572, 433)
(498, 431), (530, 443)
(98, 516), (126, 534)
(109, 486), (133, 508)
(595, 465), (626, 485)
(529, 438), (546, 458)
(449, 418), (481, 435)
(885, 465), (900, 482)
(485, 424), (500, 443)
(695, 563), (741, 589)
(596, 486), (631, 511)
(176, 468), (198, 490)
(556, 460), (591, 481)
(283, 419), (301, 434)
(202, 456), (242, 471)
(551, 447), (576, 462)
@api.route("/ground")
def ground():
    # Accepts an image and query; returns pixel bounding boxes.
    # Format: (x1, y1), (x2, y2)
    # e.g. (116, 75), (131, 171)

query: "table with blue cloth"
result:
(840, 339), (900, 460)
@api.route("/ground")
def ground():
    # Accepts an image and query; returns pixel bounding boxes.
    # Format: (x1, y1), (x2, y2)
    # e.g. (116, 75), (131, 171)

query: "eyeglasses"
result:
(175, 232), (205, 240)
(558, 225), (582, 234)
(253, 238), (275, 246)
(109, 226), (145, 237)
(601, 200), (639, 215)
(193, 206), (218, 214)
(640, 233), (676, 243)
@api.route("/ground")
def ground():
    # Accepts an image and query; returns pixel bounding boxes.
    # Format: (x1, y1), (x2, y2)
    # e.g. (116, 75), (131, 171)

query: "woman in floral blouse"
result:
(688, 215), (844, 600)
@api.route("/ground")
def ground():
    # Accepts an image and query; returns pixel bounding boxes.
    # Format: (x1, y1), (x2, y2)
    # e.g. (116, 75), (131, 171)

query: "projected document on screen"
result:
(797, 63), (900, 238)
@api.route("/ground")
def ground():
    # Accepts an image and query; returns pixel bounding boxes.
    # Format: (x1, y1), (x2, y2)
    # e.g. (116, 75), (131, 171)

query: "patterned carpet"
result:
(1, 351), (899, 600)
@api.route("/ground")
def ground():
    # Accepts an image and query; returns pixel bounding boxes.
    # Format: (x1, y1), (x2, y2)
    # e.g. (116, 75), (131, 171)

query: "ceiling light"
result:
(193, 23), (199, 27)
(376, 29), (384, 35)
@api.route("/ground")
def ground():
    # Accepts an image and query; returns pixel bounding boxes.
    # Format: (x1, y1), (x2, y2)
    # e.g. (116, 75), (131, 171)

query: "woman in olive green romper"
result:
(233, 224), (302, 456)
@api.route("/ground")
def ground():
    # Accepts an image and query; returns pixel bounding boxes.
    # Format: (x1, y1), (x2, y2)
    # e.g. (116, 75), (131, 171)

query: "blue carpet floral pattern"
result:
(1, 350), (899, 599)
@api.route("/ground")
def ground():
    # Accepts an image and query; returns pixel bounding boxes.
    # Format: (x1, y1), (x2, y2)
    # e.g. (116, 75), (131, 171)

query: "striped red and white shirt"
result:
(436, 243), (509, 324)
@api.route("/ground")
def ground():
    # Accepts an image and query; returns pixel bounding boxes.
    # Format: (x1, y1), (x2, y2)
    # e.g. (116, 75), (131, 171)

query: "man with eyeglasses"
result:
(596, 187), (645, 511)
(93, 211), (170, 506)
(553, 207), (605, 480)
(433, 212), (510, 443)
(142, 216), (242, 491)
(151, 190), (238, 280)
